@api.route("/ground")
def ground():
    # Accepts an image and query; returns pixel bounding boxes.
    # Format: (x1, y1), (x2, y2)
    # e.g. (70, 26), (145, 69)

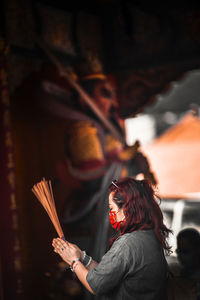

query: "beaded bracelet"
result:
(73, 261), (81, 271)
(70, 258), (80, 272)
(71, 258), (80, 267)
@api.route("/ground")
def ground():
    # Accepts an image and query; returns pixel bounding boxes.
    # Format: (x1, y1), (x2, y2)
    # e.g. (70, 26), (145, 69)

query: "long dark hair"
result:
(109, 177), (172, 254)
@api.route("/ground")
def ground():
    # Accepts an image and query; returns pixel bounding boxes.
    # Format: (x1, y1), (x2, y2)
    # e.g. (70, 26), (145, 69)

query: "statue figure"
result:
(41, 57), (156, 262)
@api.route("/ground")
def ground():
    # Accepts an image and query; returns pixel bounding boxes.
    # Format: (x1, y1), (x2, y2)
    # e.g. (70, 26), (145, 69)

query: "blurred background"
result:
(1, 0), (200, 299)
(126, 71), (200, 253)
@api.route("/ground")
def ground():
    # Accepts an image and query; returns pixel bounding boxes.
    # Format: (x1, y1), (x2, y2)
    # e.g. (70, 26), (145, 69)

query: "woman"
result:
(52, 177), (172, 299)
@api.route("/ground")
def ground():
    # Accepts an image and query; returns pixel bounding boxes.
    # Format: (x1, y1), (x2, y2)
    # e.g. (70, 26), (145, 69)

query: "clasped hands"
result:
(52, 238), (83, 266)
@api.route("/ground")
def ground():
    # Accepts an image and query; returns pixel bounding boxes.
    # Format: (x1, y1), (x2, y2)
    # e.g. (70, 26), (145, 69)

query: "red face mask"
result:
(109, 210), (125, 230)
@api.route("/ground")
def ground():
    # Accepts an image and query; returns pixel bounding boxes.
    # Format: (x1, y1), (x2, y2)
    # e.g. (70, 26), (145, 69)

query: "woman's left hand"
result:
(52, 238), (81, 266)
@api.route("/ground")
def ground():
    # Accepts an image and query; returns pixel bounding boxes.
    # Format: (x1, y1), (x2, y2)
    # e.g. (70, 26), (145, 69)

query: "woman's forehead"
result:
(109, 191), (114, 200)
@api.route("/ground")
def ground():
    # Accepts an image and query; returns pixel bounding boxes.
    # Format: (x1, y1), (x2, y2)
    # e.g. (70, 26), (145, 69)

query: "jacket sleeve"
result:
(86, 236), (135, 295)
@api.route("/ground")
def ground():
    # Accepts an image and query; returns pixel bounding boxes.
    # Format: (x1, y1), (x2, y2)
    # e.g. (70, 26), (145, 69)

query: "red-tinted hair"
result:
(109, 177), (172, 254)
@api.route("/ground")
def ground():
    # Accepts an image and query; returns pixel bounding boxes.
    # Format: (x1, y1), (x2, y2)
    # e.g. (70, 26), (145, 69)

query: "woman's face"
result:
(109, 192), (125, 222)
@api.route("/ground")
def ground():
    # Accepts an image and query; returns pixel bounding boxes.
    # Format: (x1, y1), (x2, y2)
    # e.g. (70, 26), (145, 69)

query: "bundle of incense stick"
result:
(32, 178), (65, 239)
